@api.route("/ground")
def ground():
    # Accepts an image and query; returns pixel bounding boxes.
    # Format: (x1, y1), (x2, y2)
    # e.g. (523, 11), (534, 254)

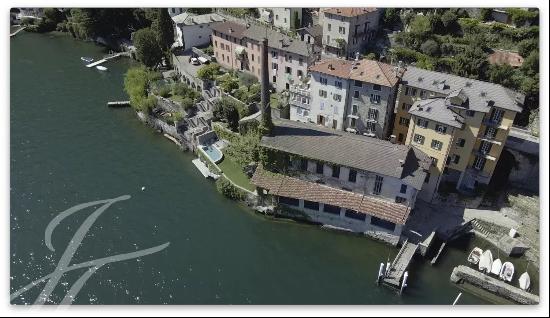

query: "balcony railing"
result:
(290, 98), (311, 110)
(289, 86), (311, 97)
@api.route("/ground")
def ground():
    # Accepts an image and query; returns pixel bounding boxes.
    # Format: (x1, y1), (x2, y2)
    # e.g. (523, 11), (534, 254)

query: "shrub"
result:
(180, 97), (195, 111)
(216, 178), (245, 201)
(517, 38), (538, 58)
(420, 39), (441, 57)
(197, 63), (221, 81)
(213, 98), (240, 131)
(158, 85), (171, 97)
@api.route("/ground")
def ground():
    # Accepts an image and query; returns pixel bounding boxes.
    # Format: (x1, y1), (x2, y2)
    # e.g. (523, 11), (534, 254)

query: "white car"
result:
(190, 57), (200, 65)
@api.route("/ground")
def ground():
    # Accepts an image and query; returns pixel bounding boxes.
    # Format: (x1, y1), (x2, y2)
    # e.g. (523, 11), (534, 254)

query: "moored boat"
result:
(81, 56), (94, 63)
(478, 249), (493, 273)
(490, 258), (502, 276)
(96, 65), (108, 71)
(499, 261), (514, 282)
(518, 272), (530, 290)
(467, 247), (483, 265)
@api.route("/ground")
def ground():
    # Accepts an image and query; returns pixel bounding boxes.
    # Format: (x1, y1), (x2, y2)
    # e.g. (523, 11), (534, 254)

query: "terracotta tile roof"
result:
(308, 58), (402, 87)
(323, 7), (378, 18)
(488, 50), (524, 67)
(251, 166), (411, 225)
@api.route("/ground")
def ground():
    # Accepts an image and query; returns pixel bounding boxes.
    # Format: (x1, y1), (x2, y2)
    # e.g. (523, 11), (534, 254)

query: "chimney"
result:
(260, 38), (273, 134)
(355, 52), (360, 61)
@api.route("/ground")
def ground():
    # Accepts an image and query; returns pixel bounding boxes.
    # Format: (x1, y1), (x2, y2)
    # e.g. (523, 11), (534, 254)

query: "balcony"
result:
(290, 97), (311, 110)
(289, 85), (311, 97)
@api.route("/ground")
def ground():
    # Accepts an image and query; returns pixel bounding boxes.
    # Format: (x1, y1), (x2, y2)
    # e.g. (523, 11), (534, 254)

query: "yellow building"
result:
(392, 67), (524, 201)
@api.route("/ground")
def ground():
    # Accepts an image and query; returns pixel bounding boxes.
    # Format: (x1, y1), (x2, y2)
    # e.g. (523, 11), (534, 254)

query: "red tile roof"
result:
(308, 58), (402, 87)
(323, 8), (378, 17)
(251, 166), (411, 225)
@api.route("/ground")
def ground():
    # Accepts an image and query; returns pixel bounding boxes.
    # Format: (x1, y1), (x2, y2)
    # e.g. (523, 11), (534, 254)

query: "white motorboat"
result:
(478, 249), (493, 273)
(518, 272), (530, 291)
(499, 262), (514, 282)
(96, 65), (108, 71)
(81, 56), (94, 63)
(490, 258), (502, 276)
(467, 247), (483, 265)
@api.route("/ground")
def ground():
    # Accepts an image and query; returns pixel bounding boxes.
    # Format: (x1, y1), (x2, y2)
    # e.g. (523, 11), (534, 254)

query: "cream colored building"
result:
(392, 67), (524, 201)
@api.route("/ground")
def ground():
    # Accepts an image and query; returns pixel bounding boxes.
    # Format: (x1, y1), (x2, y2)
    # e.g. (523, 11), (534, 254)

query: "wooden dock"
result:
(383, 240), (418, 287)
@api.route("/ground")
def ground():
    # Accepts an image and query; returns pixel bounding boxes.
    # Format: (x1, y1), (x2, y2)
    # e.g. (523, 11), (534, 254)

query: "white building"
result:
(168, 8), (185, 17)
(172, 12), (225, 50)
(258, 8), (303, 30)
(320, 8), (381, 58)
(291, 57), (403, 139)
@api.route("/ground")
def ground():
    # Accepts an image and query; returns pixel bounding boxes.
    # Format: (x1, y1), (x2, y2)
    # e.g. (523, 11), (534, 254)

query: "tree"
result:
(479, 8), (492, 21)
(293, 11), (300, 30)
(213, 98), (240, 131)
(152, 8), (174, 50)
(488, 64), (518, 89)
(452, 46), (488, 79)
(420, 39), (441, 57)
(521, 50), (539, 77)
(124, 66), (157, 112)
(441, 10), (459, 35)
(133, 28), (163, 68)
(196, 63), (222, 81)
(517, 38), (538, 58)
(383, 8), (401, 28)
(409, 15), (432, 42)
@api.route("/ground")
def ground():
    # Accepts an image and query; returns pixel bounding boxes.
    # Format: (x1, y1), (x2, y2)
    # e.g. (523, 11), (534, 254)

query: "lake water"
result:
(10, 32), (498, 305)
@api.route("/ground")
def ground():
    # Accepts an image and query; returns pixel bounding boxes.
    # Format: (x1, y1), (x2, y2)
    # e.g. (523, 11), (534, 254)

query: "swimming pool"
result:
(200, 144), (223, 164)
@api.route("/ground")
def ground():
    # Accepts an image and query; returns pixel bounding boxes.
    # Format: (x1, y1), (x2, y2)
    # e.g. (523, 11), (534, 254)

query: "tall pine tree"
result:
(153, 8), (174, 51)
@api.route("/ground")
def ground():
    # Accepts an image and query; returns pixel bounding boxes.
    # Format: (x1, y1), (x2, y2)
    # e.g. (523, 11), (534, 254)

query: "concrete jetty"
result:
(107, 101), (131, 107)
(383, 240), (418, 287)
(86, 52), (127, 68)
(450, 265), (539, 304)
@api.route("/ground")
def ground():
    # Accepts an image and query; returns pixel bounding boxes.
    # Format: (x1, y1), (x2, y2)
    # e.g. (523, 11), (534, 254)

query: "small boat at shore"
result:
(499, 262), (514, 282)
(467, 247), (483, 265)
(81, 57), (94, 63)
(478, 249), (493, 273)
(96, 65), (108, 71)
(490, 258), (502, 276)
(518, 272), (530, 290)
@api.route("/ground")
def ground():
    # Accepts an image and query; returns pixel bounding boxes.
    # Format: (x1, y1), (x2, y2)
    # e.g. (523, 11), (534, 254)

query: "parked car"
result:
(190, 57), (200, 65)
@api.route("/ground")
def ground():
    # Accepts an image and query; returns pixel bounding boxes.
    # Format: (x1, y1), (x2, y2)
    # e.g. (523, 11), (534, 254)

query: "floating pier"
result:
(107, 100), (131, 107)
(450, 265), (539, 304)
(86, 52), (126, 68)
(382, 240), (418, 288)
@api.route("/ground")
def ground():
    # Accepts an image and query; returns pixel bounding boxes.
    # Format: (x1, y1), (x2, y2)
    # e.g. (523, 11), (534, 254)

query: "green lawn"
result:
(218, 156), (255, 192)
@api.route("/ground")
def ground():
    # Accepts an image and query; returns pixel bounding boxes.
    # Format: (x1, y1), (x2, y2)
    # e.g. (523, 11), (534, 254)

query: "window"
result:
(414, 134), (425, 145)
(430, 157), (438, 166)
(395, 196), (407, 204)
(466, 110), (475, 117)
(271, 51), (278, 58)
(320, 77), (328, 85)
(485, 127), (496, 139)
(480, 141), (492, 154)
(332, 165), (340, 178)
(272, 62), (278, 70)
(431, 139), (443, 151)
(405, 86), (417, 96)
(354, 80), (362, 87)
(417, 118), (428, 128)
(371, 216), (396, 231)
(400, 184), (407, 194)
(300, 158), (308, 171)
(350, 117), (356, 128)
(348, 169), (357, 182)
(299, 58), (303, 66)
(452, 155), (460, 164)
(370, 94), (381, 104)
(297, 70), (303, 78)
(304, 200), (319, 210)
(424, 172), (431, 183)
(354, 90), (360, 99)
(272, 75), (277, 83)
(419, 90), (426, 99)
(404, 87), (410, 95)
(335, 81), (342, 89)
(399, 117), (410, 126)
(316, 161), (324, 174)
(373, 84), (381, 91)
(319, 90), (327, 98)
(333, 94), (342, 102)
(275, 14), (279, 20)
(366, 122), (376, 133)
(373, 175), (384, 195)
(279, 196), (299, 206)
(320, 102), (325, 110)
(402, 103), (412, 111)
(368, 108), (378, 121)
(339, 26), (346, 34)
(333, 106), (339, 115)
(214, 40), (218, 47)
(323, 204), (340, 215)
(456, 138), (466, 147)
(285, 66), (292, 74)
(435, 124), (447, 134)
(332, 119), (338, 129)
(345, 209), (366, 221)
(327, 23), (332, 31)
(288, 55), (292, 63)
(474, 156), (486, 171)
(352, 104), (358, 115)
(490, 108), (504, 124)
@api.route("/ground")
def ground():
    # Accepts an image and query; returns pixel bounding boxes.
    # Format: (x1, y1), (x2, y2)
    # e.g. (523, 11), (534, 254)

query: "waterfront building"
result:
(391, 66), (524, 201)
(290, 57), (403, 139)
(251, 119), (432, 244)
(211, 21), (320, 92)
(172, 12), (225, 50)
(258, 8), (303, 30)
(320, 8), (381, 58)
